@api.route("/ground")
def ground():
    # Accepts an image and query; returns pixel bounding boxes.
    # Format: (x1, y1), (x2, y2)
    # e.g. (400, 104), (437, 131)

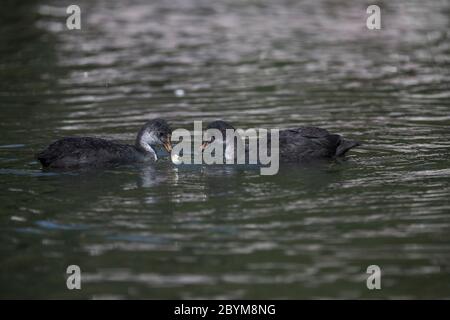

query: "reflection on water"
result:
(0, 0), (450, 298)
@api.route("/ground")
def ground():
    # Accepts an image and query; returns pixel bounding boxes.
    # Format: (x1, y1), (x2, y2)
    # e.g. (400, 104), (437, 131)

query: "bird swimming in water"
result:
(36, 119), (173, 168)
(201, 120), (360, 163)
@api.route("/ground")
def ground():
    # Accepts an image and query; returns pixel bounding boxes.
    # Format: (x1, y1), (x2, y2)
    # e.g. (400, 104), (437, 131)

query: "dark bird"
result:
(36, 119), (173, 168)
(201, 120), (360, 163)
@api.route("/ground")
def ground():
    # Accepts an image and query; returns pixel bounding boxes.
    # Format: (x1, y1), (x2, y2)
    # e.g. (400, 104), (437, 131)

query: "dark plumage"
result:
(276, 127), (360, 162)
(206, 120), (235, 135)
(37, 119), (172, 168)
(203, 120), (360, 163)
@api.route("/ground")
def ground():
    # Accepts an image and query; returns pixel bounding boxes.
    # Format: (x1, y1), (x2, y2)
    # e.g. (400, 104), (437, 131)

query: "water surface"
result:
(0, 0), (449, 298)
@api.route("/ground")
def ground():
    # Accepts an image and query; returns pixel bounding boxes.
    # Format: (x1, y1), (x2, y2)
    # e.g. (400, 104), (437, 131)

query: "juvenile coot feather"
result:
(37, 119), (172, 168)
(202, 120), (360, 163)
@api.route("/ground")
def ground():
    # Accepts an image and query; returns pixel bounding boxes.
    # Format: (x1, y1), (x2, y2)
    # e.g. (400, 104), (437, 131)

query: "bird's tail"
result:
(336, 139), (360, 157)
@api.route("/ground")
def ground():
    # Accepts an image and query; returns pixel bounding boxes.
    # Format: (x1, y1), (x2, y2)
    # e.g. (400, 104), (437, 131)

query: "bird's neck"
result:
(224, 135), (245, 162)
(136, 140), (157, 161)
(135, 130), (158, 161)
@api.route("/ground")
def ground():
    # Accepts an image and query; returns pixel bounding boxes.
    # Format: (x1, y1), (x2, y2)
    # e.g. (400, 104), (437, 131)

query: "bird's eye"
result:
(158, 132), (164, 138)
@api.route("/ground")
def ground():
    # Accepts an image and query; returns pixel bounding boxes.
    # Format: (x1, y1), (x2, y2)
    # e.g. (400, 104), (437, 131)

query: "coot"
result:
(37, 119), (173, 168)
(201, 120), (360, 163)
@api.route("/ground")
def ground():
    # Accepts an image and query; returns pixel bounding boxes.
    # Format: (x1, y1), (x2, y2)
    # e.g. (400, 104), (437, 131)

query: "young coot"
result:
(201, 120), (360, 163)
(37, 119), (173, 168)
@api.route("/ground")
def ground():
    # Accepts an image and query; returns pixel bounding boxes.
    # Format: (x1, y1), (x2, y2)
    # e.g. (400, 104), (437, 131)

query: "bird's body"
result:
(274, 127), (360, 162)
(36, 119), (173, 169)
(202, 121), (360, 164)
(36, 137), (146, 168)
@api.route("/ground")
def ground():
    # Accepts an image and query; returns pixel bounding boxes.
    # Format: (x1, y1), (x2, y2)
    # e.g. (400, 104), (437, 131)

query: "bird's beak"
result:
(200, 142), (208, 152)
(163, 139), (172, 153)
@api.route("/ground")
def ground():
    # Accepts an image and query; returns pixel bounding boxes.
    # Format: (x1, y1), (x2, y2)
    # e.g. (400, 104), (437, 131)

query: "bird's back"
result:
(36, 137), (141, 168)
(276, 127), (359, 162)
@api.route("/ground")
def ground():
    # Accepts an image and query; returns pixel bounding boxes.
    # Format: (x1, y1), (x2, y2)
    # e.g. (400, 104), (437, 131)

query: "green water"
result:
(1, 0), (449, 299)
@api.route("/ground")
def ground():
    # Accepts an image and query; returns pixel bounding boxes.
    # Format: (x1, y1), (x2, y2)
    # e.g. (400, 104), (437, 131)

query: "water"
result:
(1, 0), (449, 299)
